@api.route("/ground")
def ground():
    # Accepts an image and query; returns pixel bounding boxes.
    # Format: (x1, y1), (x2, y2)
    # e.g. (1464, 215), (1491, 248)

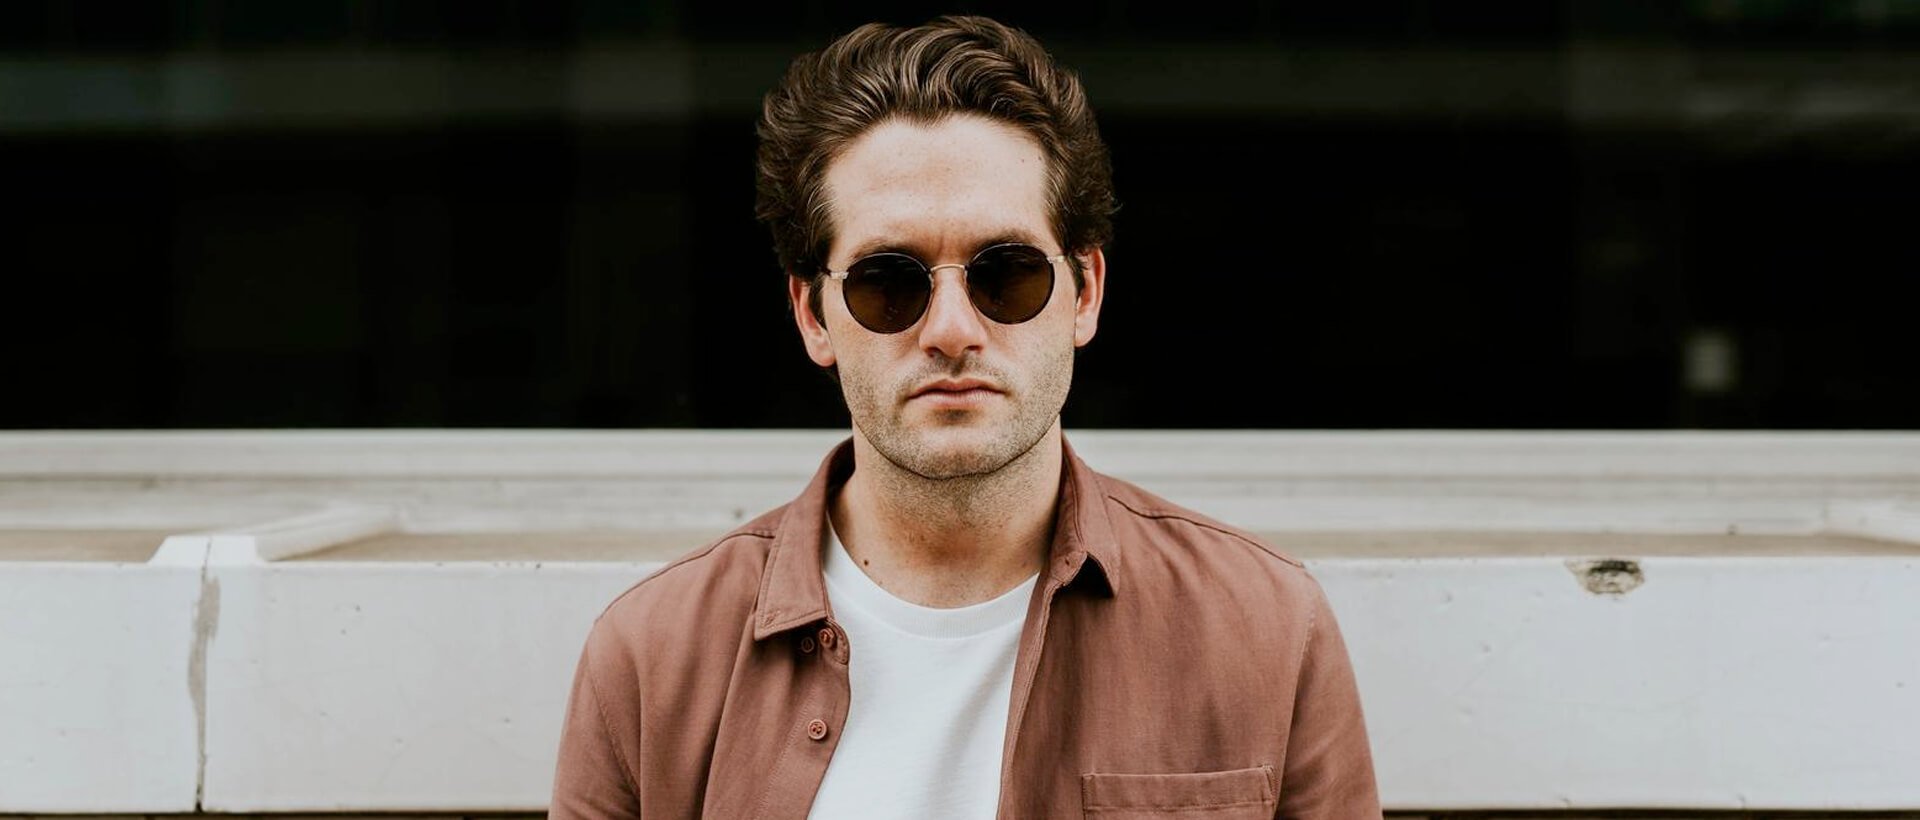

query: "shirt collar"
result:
(752, 434), (1121, 641)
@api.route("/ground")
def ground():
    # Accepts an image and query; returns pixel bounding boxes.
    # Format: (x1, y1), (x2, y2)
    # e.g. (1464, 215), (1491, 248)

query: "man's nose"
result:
(916, 266), (988, 359)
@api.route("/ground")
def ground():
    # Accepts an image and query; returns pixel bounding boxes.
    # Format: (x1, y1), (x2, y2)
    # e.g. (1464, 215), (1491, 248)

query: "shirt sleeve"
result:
(550, 626), (644, 820)
(1277, 577), (1382, 819)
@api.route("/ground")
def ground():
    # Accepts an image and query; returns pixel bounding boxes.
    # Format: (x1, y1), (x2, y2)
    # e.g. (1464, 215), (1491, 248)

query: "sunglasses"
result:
(824, 243), (1068, 334)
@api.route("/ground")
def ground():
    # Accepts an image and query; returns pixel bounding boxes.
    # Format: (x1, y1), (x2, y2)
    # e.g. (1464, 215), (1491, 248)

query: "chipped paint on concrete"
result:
(187, 573), (220, 809)
(1565, 557), (1645, 595)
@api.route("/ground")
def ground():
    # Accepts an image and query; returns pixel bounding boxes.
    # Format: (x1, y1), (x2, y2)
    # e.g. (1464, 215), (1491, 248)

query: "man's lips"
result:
(911, 388), (998, 409)
(909, 379), (1004, 405)
(911, 378), (1001, 398)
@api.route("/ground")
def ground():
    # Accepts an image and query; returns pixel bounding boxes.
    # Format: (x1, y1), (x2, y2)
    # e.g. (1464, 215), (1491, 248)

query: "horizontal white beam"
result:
(7, 430), (1918, 536)
(6, 429), (1919, 480)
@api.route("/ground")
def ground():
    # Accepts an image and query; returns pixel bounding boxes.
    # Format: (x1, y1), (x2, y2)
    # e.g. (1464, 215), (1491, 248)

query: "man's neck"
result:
(828, 423), (1062, 609)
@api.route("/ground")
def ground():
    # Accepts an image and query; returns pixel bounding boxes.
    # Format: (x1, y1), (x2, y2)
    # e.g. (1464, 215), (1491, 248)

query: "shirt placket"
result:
(994, 558), (1077, 820)
(749, 618), (851, 820)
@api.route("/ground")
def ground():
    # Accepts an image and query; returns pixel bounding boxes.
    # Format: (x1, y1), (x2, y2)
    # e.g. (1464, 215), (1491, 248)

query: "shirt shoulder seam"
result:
(1293, 580), (1320, 686)
(595, 527), (779, 620)
(1103, 491), (1307, 569)
(584, 643), (645, 802)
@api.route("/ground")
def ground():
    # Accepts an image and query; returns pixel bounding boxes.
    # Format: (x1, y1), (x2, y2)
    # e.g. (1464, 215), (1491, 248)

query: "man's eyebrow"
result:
(842, 231), (1050, 263)
(842, 239), (915, 261)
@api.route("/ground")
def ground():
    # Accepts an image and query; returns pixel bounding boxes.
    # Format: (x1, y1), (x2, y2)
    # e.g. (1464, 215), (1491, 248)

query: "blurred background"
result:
(4, 0), (1915, 430)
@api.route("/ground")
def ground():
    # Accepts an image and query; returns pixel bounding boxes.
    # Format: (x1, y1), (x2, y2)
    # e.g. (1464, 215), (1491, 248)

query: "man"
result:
(552, 15), (1379, 820)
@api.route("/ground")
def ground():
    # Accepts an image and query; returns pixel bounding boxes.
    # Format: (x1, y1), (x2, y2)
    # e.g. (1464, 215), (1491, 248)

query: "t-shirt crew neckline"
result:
(822, 517), (1039, 640)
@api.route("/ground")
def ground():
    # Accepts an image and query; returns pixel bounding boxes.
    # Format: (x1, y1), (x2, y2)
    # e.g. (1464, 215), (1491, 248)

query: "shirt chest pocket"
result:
(1080, 764), (1275, 819)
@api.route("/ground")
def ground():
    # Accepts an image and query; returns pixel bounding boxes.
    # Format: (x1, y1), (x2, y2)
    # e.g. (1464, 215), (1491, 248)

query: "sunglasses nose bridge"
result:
(922, 262), (972, 302)
(916, 262), (990, 346)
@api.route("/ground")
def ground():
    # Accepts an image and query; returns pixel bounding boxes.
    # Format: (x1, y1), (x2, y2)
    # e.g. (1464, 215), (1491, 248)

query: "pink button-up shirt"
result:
(552, 436), (1380, 819)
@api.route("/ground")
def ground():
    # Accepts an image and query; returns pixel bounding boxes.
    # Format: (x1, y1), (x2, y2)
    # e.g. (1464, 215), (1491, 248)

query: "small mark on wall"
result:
(1566, 557), (1645, 596)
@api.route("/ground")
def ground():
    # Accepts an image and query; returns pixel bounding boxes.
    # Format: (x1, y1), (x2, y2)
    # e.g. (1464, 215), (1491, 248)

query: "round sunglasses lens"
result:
(844, 255), (929, 333)
(968, 245), (1056, 324)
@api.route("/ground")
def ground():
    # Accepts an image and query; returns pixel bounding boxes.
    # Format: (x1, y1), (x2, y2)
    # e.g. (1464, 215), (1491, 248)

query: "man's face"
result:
(790, 114), (1105, 480)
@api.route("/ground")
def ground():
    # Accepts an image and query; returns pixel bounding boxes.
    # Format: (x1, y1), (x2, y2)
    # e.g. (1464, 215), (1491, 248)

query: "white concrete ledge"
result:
(1, 430), (1917, 812)
(7, 430), (1919, 535)
(8, 429), (1920, 480)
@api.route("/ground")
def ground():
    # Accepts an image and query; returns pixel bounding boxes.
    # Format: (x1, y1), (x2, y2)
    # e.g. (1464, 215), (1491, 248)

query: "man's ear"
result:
(1071, 247), (1106, 348)
(789, 274), (838, 368)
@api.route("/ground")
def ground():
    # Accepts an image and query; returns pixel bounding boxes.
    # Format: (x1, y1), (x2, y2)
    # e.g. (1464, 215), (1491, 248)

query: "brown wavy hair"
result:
(755, 15), (1117, 323)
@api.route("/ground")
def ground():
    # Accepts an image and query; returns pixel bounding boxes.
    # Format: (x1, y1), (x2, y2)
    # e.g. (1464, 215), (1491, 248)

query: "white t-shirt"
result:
(805, 519), (1040, 820)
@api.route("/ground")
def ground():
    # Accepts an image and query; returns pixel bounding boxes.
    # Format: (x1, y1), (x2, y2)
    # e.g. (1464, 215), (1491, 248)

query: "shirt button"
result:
(817, 627), (835, 649)
(806, 719), (829, 741)
(799, 635), (816, 653)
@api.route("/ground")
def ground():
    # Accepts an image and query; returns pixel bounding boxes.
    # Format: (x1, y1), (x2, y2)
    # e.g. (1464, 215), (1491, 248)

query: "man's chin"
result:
(888, 426), (1014, 480)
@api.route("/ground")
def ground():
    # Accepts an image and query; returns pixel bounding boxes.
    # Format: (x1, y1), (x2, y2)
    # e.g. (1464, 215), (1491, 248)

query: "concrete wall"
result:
(3, 431), (1917, 812)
